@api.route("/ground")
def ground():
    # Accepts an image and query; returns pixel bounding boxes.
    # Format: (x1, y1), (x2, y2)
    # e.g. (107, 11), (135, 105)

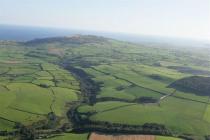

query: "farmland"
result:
(0, 42), (81, 139)
(0, 35), (210, 139)
(89, 133), (183, 140)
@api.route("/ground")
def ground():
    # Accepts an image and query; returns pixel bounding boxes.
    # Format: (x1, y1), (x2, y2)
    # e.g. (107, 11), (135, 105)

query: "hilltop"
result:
(24, 35), (109, 46)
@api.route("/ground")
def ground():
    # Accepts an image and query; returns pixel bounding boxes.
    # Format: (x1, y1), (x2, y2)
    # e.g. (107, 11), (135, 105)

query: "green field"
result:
(44, 133), (88, 140)
(1, 35), (210, 139)
(156, 136), (183, 140)
(0, 43), (81, 139)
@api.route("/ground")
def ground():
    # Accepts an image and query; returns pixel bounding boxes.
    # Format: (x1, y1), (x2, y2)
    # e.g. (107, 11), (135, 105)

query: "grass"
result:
(1, 36), (210, 139)
(44, 133), (88, 140)
(32, 79), (55, 86)
(78, 57), (210, 137)
(8, 83), (53, 114)
(51, 87), (78, 116)
(156, 136), (183, 140)
(79, 97), (210, 136)
(78, 101), (133, 113)
(203, 104), (210, 123)
(0, 51), (80, 131)
(0, 136), (9, 140)
(0, 119), (15, 131)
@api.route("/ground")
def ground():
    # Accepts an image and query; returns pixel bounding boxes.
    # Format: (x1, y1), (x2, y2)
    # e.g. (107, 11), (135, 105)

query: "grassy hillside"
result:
(170, 76), (210, 95)
(0, 35), (210, 139)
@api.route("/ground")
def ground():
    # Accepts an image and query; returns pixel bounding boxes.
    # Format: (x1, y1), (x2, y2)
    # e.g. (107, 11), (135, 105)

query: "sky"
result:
(0, 0), (210, 41)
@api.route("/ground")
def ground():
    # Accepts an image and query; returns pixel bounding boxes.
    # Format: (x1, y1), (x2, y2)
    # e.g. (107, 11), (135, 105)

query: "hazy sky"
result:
(0, 0), (210, 40)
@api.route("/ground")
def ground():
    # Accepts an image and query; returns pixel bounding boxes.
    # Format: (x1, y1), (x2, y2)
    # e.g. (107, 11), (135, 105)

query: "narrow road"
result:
(159, 90), (176, 101)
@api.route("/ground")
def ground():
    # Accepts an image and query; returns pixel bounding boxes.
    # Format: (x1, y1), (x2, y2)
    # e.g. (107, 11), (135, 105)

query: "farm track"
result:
(91, 67), (210, 105)
(158, 90), (176, 103)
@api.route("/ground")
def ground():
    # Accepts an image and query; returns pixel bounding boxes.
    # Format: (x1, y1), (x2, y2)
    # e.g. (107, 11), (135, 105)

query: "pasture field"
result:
(156, 136), (183, 140)
(0, 42), (80, 139)
(0, 136), (8, 140)
(1, 36), (210, 139)
(43, 133), (88, 140)
(78, 98), (210, 136)
(203, 104), (210, 123)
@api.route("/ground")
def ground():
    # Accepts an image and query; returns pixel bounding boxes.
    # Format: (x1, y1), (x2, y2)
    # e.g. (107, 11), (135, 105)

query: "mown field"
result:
(0, 36), (210, 139)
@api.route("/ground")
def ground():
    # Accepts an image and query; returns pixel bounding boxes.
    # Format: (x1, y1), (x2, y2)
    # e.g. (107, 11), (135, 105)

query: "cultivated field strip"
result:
(89, 133), (155, 140)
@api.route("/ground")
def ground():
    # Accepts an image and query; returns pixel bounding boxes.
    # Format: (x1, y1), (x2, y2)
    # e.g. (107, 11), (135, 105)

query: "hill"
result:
(24, 35), (109, 46)
(1, 35), (210, 139)
(169, 76), (210, 96)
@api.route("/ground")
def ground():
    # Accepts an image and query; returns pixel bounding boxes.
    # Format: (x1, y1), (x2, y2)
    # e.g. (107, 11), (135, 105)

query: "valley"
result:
(0, 35), (210, 140)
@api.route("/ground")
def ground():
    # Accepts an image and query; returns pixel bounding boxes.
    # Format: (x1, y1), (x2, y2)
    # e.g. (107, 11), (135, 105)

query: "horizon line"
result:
(0, 23), (210, 43)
